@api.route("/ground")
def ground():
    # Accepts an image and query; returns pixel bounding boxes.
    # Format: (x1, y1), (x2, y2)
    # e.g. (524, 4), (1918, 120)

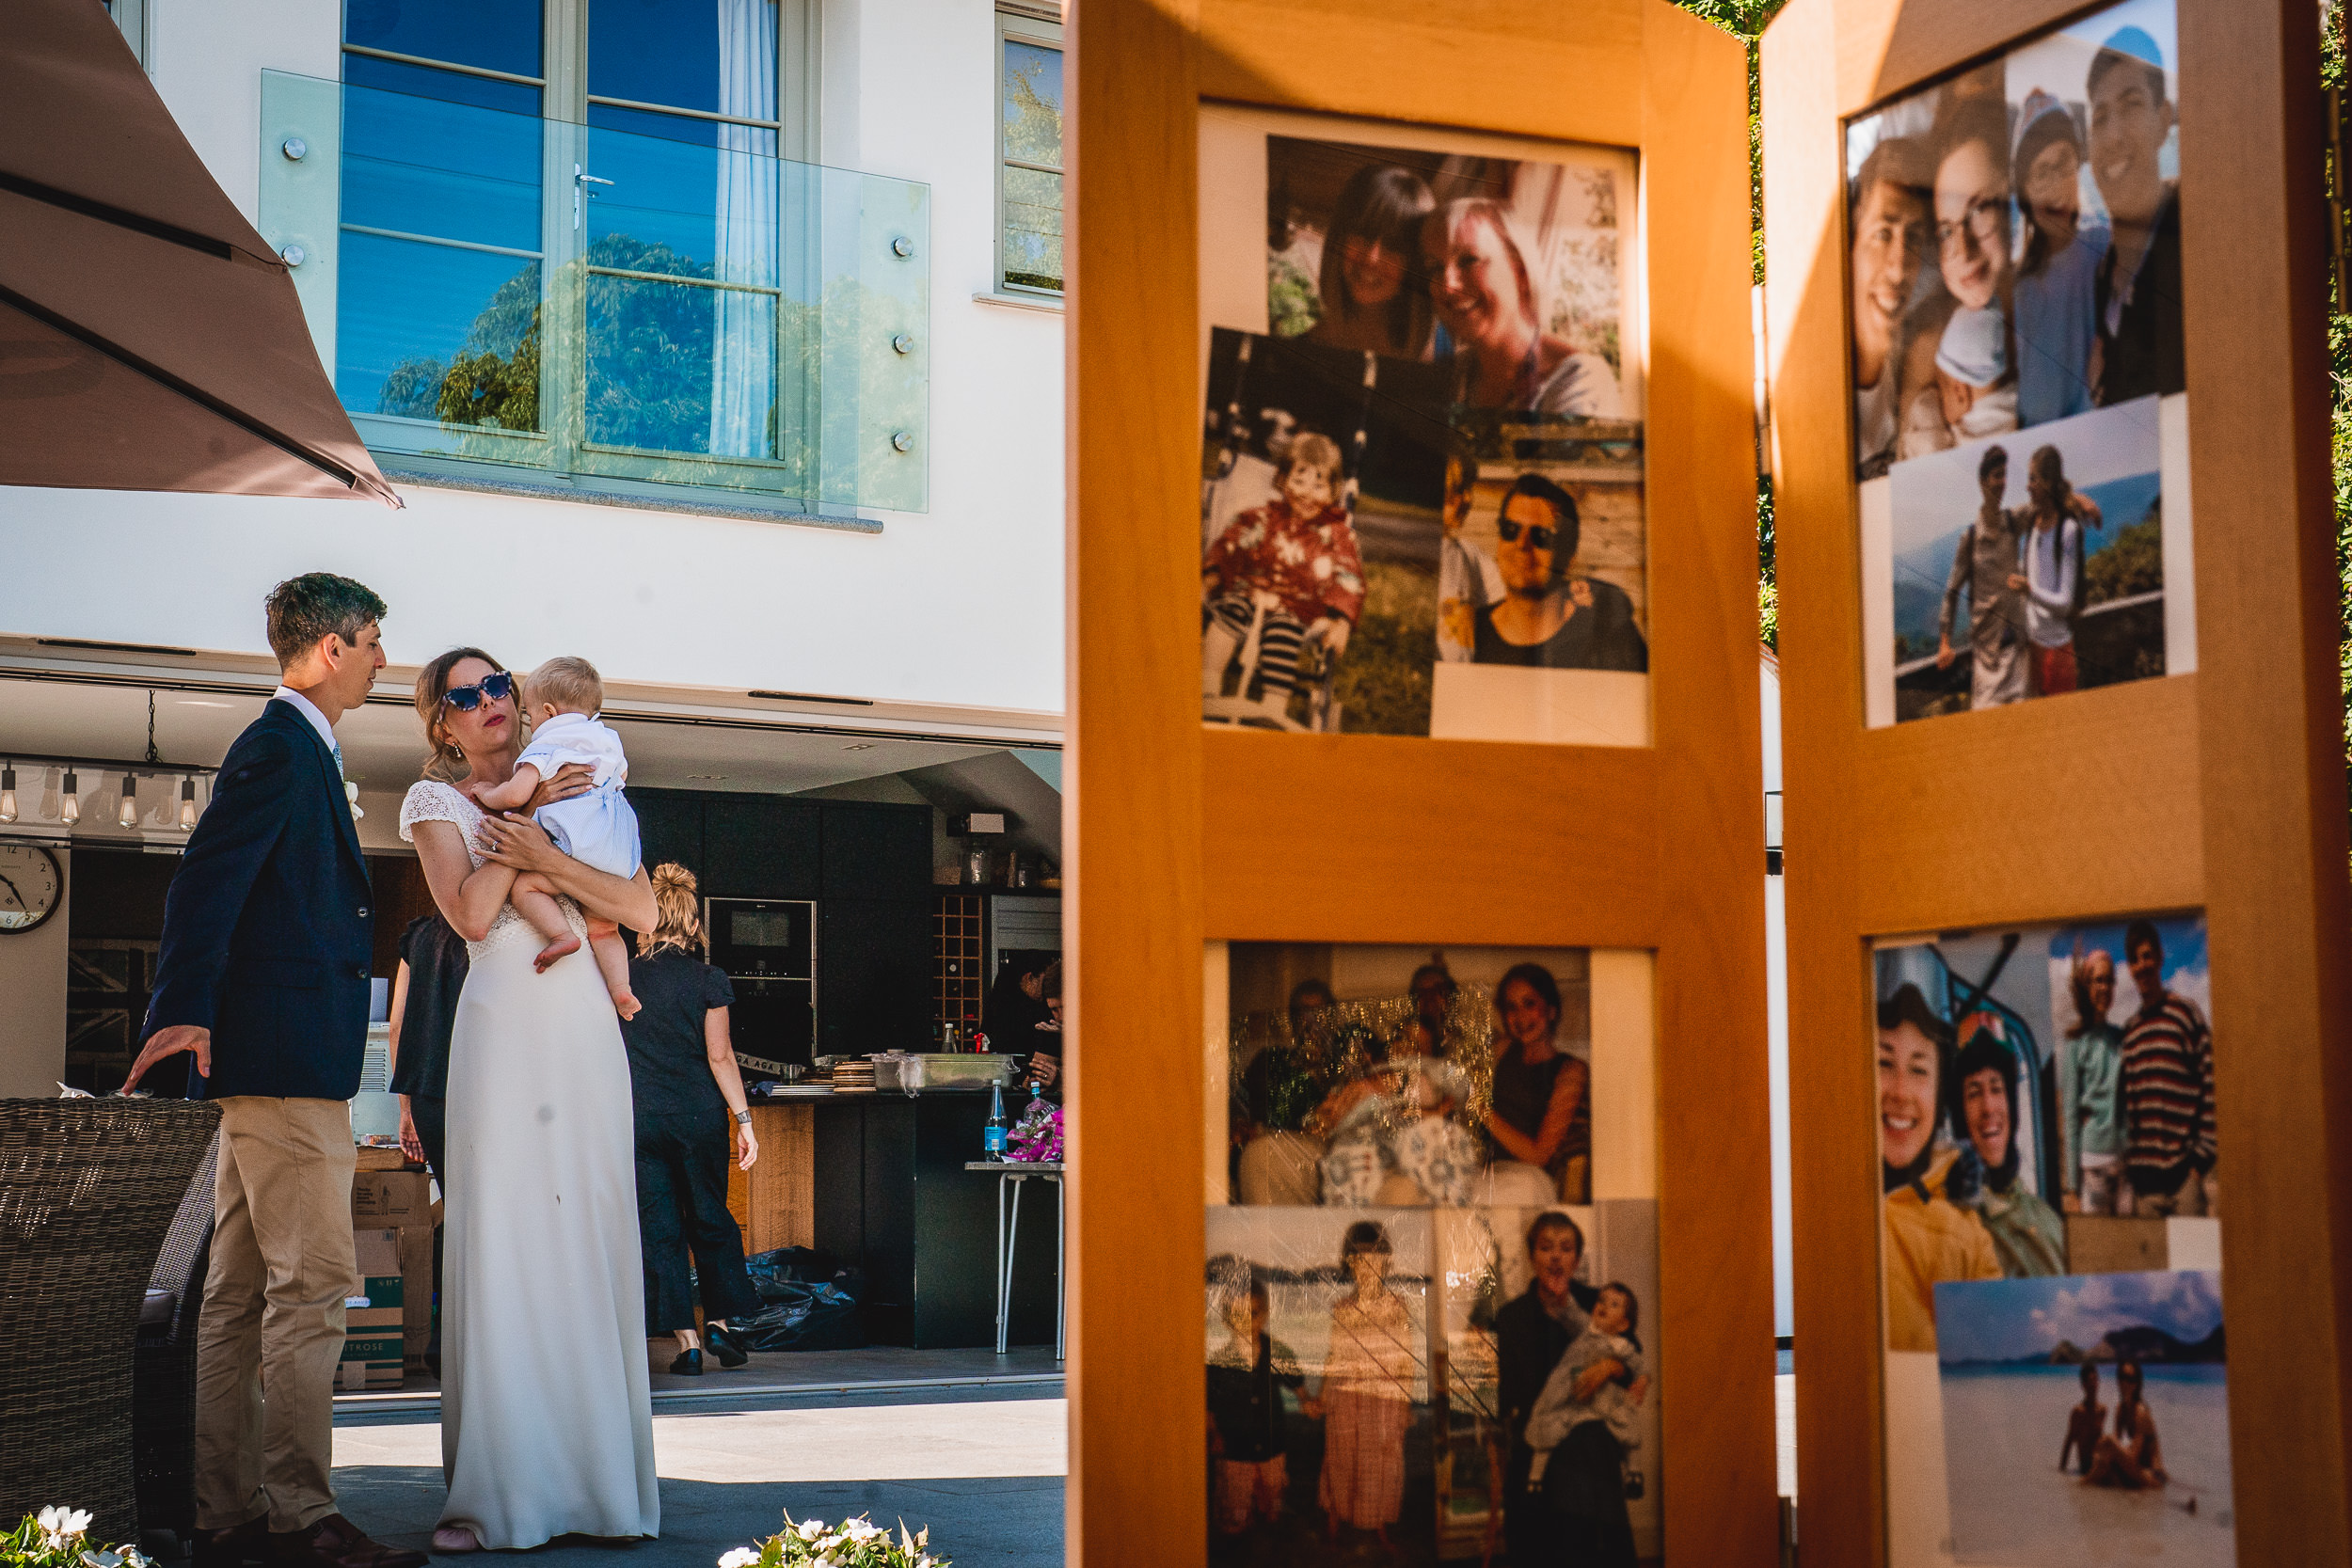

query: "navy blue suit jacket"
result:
(143, 699), (375, 1101)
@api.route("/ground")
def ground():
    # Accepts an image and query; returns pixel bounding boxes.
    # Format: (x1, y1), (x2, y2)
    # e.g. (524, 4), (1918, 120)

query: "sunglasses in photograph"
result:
(1497, 517), (1561, 551)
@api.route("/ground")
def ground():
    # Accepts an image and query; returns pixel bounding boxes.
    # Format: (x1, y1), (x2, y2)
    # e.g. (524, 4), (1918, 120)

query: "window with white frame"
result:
(320, 0), (934, 515)
(995, 7), (1064, 297)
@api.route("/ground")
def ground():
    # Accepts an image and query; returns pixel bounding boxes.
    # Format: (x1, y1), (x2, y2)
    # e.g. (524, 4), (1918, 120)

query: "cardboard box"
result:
(342, 1229), (405, 1389)
(398, 1222), (435, 1364)
(352, 1170), (432, 1227)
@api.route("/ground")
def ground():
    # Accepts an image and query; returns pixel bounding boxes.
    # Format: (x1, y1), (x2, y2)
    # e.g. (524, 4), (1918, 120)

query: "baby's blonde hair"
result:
(526, 656), (604, 715)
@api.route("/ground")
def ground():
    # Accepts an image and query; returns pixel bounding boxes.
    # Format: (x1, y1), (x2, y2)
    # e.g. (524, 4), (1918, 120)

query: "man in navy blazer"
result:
(127, 575), (424, 1568)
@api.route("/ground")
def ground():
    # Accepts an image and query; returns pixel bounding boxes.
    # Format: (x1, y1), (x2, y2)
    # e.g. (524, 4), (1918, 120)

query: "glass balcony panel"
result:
(589, 0), (776, 120)
(584, 123), (781, 289)
(262, 70), (926, 514)
(343, 0), (543, 81)
(343, 55), (542, 115)
(587, 102), (778, 154)
(342, 79), (543, 252)
(1002, 166), (1063, 293)
(1002, 40), (1063, 166)
(337, 233), (542, 432)
(587, 276), (775, 460)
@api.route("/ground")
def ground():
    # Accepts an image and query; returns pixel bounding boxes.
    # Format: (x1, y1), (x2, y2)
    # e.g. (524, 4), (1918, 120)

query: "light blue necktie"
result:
(331, 739), (345, 780)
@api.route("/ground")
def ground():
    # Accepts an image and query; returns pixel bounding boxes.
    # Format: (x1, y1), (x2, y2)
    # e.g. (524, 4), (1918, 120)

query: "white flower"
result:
(345, 782), (365, 821)
(841, 1520), (882, 1543)
(718, 1547), (759, 1568)
(40, 1508), (92, 1543)
(793, 1519), (826, 1543)
(83, 1550), (121, 1568)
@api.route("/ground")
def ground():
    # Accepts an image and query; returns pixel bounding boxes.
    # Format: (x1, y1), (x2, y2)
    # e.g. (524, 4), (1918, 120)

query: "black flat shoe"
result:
(669, 1348), (703, 1375)
(703, 1322), (749, 1368)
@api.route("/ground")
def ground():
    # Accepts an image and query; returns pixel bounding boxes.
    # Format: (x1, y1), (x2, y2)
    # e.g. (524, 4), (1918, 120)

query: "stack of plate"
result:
(830, 1058), (877, 1094)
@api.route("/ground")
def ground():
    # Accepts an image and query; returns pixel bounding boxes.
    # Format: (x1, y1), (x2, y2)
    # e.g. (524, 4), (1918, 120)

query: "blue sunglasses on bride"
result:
(441, 670), (515, 711)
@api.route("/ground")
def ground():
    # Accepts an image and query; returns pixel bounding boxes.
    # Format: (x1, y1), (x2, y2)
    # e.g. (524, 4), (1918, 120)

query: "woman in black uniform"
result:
(622, 863), (764, 1374)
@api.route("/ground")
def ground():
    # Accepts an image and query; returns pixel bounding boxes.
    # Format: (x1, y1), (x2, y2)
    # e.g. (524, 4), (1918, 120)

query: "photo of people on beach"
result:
(1934, 1270), (2233, 1565)
(1874, 912), (2214, 1352)
(1221, 944), (1597, 1211)
(1433, 1202), (1662, 1564)
(1204, 1206), (1438, 1562)
(1845, 0), (2188, 728)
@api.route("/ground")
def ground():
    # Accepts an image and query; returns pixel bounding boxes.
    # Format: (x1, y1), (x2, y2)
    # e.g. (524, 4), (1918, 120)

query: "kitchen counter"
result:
(725, 1093), (1057, 1350)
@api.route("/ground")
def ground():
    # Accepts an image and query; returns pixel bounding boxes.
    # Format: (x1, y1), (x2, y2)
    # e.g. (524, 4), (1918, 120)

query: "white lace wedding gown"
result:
(401, 782), (660, 1547)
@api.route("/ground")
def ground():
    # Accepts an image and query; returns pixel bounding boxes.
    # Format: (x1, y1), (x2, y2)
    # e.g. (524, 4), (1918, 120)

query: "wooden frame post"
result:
(1070, 0), (1778, 1560)
(1763, 0), (2352, 1560)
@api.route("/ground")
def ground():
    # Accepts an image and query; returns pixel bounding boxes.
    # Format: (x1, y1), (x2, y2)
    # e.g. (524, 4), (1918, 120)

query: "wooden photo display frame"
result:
(1762, 0), (2352, 1563)
(1069, 1), (1776, 1562)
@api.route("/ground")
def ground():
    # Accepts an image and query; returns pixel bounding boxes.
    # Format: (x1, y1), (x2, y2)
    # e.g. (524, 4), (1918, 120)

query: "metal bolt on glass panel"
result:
(258, 68), (929, 520)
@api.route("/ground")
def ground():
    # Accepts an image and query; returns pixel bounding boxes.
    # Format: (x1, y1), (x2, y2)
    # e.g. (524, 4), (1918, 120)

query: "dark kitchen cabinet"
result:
(821, 802), (932, 898)
(818, 898), (929, 1059)
(704, 797), (822, 900)
(630, 788), (705, 886)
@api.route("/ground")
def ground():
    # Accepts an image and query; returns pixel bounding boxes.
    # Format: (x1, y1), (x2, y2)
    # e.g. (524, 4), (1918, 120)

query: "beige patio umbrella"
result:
(0, 0), (399, 504)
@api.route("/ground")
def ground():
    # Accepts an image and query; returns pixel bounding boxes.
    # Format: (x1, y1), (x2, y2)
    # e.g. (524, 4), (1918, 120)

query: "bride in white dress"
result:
(399, 648), (660, 1551)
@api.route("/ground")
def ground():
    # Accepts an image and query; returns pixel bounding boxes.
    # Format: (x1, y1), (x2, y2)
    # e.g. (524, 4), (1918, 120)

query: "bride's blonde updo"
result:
(639, 863), (704, 958)
(414, 646), (509, 782)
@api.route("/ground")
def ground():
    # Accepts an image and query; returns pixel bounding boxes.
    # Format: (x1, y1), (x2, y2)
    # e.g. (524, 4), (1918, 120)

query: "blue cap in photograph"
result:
(2100, 24), (2166, 71)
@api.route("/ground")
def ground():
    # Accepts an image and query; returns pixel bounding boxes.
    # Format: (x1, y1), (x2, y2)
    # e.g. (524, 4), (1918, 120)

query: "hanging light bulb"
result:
(60, 768), (81, 825)
(0, 764), (16, 824)
(119, 772), (142, 829)
(179, 775), (199, 830)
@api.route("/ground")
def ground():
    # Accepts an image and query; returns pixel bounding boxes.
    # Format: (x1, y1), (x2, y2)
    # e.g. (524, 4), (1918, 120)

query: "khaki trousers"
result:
(195, 1097), (358, 1533)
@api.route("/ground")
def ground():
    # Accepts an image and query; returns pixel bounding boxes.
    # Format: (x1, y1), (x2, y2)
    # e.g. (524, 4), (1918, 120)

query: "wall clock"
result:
(0, 844), (64, 934)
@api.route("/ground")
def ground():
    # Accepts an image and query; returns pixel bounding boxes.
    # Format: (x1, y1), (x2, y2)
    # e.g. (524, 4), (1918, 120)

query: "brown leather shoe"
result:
(272, 1514), (429, 1568)
(195, 1516), (271, 1568)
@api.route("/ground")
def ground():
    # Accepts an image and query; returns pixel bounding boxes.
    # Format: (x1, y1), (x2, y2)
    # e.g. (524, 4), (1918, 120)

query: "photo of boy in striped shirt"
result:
(2117, 917), (2217, 1218)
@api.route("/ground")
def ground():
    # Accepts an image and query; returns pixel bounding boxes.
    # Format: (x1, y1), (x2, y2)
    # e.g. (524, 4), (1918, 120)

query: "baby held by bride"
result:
(473, 656), (644, 1019)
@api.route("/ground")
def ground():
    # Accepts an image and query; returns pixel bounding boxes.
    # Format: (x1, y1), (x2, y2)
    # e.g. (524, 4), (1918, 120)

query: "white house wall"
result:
(0, 0), (1066, 720)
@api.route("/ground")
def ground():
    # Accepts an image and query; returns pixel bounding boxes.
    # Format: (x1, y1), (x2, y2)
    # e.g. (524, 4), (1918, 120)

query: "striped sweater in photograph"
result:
(2118, 990), (2217, 1196)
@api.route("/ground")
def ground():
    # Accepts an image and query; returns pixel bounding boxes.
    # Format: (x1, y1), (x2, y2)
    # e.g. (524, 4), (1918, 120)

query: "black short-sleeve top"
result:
(389, 912), (468, 1100)
(621, 947), (737, 1120)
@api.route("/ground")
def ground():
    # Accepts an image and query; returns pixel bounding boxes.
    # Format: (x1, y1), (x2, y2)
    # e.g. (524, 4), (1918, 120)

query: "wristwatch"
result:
(732, 1109), (752, 1125)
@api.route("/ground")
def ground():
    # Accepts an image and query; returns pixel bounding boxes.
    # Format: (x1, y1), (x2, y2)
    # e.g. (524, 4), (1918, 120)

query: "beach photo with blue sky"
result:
(1934, 1270), (2233, 1566)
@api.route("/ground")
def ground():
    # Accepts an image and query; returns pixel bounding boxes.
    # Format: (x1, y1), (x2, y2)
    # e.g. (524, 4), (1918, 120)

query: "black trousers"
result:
(635, 1111), (764, 1333)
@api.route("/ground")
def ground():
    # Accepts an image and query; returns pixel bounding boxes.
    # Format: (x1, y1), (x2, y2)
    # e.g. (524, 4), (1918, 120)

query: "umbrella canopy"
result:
(0, 0), (398, 504)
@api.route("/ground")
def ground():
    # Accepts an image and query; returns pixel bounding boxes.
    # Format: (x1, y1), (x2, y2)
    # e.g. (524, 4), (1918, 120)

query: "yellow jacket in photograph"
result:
(1883, 1145), (2002, 1353)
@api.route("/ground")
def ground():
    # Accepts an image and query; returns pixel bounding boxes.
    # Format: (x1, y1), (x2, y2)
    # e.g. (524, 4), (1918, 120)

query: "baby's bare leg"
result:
(587, 920), (640, 1020)
(510, 871), (581, 972)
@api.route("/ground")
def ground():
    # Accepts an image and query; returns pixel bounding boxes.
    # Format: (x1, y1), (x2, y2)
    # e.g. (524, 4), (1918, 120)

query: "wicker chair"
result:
(133, 1130), (221, 1555)
(0, 1100), (221, 1545)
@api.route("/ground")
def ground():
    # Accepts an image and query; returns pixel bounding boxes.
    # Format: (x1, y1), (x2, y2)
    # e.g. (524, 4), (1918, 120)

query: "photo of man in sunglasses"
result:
(1469, 472), (1649, 672)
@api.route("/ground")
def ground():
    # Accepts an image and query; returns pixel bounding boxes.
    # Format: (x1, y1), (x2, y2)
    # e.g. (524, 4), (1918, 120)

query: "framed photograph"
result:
(1200, 108), (1649, 744)
(1873, 912), (2225, 1565)
(1204, 940), (1662, 1560)
(1844, 0), (2192, 727)
(1933, 1270), (2232, 1565)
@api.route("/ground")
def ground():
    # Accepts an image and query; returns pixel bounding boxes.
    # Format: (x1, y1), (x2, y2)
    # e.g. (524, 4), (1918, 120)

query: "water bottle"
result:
(984, 1081), (1008, 1160)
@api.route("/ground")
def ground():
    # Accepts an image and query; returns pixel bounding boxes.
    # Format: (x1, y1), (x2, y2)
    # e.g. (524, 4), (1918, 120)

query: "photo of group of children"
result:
(1874, 911), (2231, 1564)
(1205, 1201), (1661, 1565)
(1846, 0), (2191, 726)
(1200, 127), (1650, 745)
(1208, 942), (1659, 1563)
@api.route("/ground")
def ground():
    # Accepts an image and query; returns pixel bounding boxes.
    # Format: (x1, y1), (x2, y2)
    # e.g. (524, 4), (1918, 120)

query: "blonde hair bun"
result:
(638, 862), (705, 958)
